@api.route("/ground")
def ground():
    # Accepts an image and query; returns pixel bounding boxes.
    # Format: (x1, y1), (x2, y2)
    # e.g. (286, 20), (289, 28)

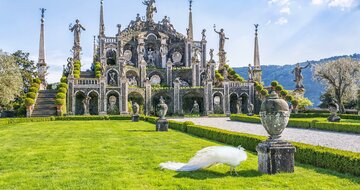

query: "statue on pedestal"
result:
(248, 64), (254, 81)
(157, 96), (168, 120)
(237, 98), (242, 114)
(201, 29), (206, 41)
(132, 101), (140, 122)
(247, 100), (254, 116)
(67, 57), (74, 76)
(83, 96), (91, 115)
(328, 99), (341, 122)
(214, 25), (229, 52)
(69, 19), (86, 48)
(292, 62), (310, 90)
(143, 0), (157, 23)
(191, 101), (200, 114)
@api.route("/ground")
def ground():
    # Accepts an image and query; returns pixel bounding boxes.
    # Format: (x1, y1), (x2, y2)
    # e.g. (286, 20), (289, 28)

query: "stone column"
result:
(145, 79), (152, 115)
(140, 60), (147, 88)
(99, 77), (107, 115)
(67, 76), (75, 115)
(192, 62), (200, 87)
(166, 60), (173, 87)
(223, 80), (230, 116)
(120, 77), (128, 115)
(201, 41), (207, 69)
(210, 61), (216, 81)
(173, 80), (181, 115)
(185, 42), (192, 67)
(204, 80), (214, 115)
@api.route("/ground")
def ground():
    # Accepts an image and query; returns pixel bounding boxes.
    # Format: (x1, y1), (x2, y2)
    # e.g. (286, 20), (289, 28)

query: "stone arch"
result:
(182, 91), (204, 115)
(126, 70), (140, 87)
(146, 33), (158, 40)
(128, 92), (145, 114)
(213, 91), (224, 114)
(75, 91), (86, 115)
(230, 92), (240, 114)
(240, 92), (250, 114)
(88, 90), (100, 115)
(148, 71), (165, 85)
(106, 49), (117, 65)
(106, 90), (120, 115)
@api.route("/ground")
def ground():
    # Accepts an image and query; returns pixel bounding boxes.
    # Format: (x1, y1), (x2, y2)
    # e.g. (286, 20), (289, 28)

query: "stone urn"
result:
(259, 91), (290, 140)
(256, 91), (296, 174)
(131, 102), (140, 122)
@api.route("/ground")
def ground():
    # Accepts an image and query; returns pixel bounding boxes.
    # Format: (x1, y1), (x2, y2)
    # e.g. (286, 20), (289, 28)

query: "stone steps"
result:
(32, 90), (58, 117)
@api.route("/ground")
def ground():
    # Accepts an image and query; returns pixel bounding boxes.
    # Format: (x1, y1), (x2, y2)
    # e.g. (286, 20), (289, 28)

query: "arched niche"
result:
(75, 91), (86, 115)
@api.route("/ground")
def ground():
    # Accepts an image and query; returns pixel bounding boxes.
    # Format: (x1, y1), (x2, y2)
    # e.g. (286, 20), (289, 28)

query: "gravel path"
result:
(171, 118), (360, 153)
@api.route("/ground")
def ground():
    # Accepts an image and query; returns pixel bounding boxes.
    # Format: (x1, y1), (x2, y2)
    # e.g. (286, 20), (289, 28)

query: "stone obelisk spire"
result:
(99, 0), (105, 37)
(187, 0), (194, 41)
(38, 8), (47, 89)
(253, 24), (262, 82)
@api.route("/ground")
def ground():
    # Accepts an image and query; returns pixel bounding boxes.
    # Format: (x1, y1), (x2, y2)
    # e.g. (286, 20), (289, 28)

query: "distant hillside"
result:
(234, 54), (360, 107)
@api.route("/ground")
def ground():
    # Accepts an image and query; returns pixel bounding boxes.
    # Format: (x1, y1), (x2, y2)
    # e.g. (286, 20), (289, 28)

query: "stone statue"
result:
(67, 57), (74, 76)
(132, 101), (140, 115)
(292, 62), (310, 89)
(191, 101), (200, 114)
(117, 24), (122, 35)
(237, 98), (242, 114)
(247, 100), (254, 116)
(328, 99), (341, 122)
(157, 96), (168, 120)
(186, 28), (190, 39)
(83, 96), (91, 115)
(69, 19), (86, 47)
(161, 16), (175, 32)
(209, 49), (214, 61)
(147, 49), (155, 66)
(202, 29), (206, 41)
(223, 68), (228, 80)
(248, 64), (253, 81)
(108, 96), (118, 114)
(214, 25), (229, 52)
(128, 76), (138, 86)
(143, 0), (157, 23)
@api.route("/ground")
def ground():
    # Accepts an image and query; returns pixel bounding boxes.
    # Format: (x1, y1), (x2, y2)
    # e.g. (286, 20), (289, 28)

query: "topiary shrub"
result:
(271, 81), (279, 87)
(74, 74), (80, 79)
(25, 98), (35, 106)
(29, 87), (39, 93)
(280, 90), (288, 97)
(26, 92), (36, 99)
(291, 100), (299, 107)
(285, 95), (294, 102)
(58, 83), (68, 90)
(275, 85), (284, 92)
(58, 87), (67, 93)
(56, 93), (66, 99)
(31, 83), (40, 89)
(255, 85), (264, 91)
(55, 98), (65, 106)
(260, 89), (269, 96)
(33, 78), (42, 84)
(60, 76), (68, 83)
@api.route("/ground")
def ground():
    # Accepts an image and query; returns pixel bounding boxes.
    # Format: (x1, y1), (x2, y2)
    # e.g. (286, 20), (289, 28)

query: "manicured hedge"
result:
(230, 114), (360, 134)
(158, 119), (360, 176)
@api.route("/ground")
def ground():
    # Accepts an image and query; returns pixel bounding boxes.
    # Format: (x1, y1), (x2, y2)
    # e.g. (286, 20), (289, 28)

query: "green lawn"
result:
(0, 121), (359, 190)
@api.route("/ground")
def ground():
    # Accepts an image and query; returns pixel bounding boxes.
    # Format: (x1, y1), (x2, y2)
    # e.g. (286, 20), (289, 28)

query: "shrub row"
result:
(230, 114), (360, 134)
(290, 113), (360, 120)
(0, 115), (133, 127)
(25, 78), (42, 106)
(148, 119), (360, 176)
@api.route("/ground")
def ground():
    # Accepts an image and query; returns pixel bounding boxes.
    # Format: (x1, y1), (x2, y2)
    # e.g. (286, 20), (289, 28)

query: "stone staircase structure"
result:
(32, 90), (58, 117)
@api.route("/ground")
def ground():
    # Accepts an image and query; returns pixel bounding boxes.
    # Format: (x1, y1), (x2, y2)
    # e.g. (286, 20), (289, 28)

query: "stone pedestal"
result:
(156, 119), (168, 132)
(132, 114), (139, 122)
(256, 140), (296, 174)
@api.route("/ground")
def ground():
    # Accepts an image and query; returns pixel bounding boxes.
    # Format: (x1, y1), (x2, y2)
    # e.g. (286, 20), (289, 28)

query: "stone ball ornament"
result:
(259, 91), (290, 140)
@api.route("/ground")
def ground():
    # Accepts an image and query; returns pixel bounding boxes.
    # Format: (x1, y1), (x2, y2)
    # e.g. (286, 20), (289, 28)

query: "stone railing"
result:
(229, 81), (251, 88)
(74, 78), (100, 88)
(105, 37), (117, 43)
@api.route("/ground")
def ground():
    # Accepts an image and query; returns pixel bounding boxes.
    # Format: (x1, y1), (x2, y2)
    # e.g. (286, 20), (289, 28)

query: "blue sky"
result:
(1, 0), (359, 83)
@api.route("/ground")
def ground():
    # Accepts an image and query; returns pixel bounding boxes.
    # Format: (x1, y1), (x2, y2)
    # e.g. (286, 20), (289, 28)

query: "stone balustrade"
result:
(105, 37), (117, 43)
(74, 78), (100, 88)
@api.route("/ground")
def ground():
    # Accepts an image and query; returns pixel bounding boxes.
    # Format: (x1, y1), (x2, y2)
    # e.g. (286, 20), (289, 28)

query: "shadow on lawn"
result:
(126, 130), (156, 133)
(297, 163), (360, 185)
(173, 169), (262, 180)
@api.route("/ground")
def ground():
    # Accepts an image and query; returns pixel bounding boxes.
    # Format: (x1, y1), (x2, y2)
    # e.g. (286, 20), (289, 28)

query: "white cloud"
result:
(266, 20), (272, 25)
(280, 7), (291, 14)
(310, 0), (356, 9)
(275, 17), (288, 25)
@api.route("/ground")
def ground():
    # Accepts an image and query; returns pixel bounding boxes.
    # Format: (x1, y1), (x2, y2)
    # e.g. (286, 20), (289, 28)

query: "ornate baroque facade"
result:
(66, 0), (258, 116)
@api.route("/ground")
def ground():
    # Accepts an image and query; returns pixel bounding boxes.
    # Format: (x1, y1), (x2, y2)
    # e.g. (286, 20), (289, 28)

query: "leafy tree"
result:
(12, 50), (38, 92)
(318, 91), (333, 109)
(297, 97), (313, 111)
(313, 58), (360, 113)
(0, 53), (23, 113)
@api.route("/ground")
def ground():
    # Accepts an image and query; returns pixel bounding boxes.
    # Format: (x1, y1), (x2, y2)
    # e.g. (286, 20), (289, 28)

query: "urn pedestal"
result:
(256, 140), (296, 174)
(156, 119), (168, 132)
(256, 91), (296, 175)
(132, 114), (139, 122)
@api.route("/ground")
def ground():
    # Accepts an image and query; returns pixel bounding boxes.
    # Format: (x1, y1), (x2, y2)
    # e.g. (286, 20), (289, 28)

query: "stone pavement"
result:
(171, 117), (360, 153)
